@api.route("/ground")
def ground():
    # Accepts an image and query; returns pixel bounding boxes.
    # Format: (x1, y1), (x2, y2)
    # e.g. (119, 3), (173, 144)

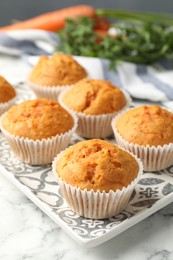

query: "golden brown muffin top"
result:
(116, 105), (173, 146)
(0, 75), (16, 103)
(62, 79), (127, 115)
(56, 139), (139, 192)
(1, 98), (74, 140)
(28, 53), (87, 86)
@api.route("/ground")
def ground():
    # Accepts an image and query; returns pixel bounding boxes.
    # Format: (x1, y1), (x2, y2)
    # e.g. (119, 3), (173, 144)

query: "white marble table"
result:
(1, 55), (173, 260)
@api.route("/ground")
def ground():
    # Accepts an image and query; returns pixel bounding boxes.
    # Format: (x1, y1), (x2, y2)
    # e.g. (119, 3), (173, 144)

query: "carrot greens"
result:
(56, 14), (173, 67)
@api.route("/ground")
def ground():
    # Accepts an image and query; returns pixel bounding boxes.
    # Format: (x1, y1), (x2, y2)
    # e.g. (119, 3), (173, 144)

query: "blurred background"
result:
(1, 0), (173, 26)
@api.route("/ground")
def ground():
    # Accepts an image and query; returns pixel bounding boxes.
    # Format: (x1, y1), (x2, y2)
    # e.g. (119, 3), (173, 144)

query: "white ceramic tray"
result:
(1, 83), (173, 248)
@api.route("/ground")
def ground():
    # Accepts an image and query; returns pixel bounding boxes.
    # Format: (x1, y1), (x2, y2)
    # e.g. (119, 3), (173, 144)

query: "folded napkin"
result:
(1, 29), (173, 109)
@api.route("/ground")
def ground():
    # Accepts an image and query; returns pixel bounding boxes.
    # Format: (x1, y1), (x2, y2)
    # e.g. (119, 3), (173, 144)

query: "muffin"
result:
(0, 75), (16, 115)
(59, 79), (131, 138)
(52, 139), (143, 219)
(112, 105), (173, 171)
(0, 98), (78, 165)
(28, 53), (87, 101)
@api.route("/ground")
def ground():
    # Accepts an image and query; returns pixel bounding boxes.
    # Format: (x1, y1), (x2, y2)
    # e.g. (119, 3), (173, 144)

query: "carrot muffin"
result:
(53, 139), (143, 219)
(0, 75), (16, 115)
(112, 105), (173, 171)
(28, 53), (87, 100)
(59, 79), (131, 138)
(62, 79), (126, 115)
(0, 98), (77, 165)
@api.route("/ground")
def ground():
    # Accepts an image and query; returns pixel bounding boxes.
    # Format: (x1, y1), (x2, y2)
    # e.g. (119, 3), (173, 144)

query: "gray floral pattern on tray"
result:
(1, 133), (173, 240)
(1, 82), (173, 241)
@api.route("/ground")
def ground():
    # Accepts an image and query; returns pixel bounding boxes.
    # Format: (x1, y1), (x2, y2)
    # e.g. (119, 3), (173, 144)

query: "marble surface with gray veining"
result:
(1, 172), (173, 260)
(1, 55), (173, 260)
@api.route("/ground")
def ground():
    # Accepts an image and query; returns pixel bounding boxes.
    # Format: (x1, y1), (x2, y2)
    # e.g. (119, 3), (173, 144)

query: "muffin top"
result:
(28, 53), (87, 86)
(115, 105), (173, 146)
(1, 98), (74, 140)
(62, 79), (127, 115)
(0, 75), (16, 103)
(56, 139), (139, 192)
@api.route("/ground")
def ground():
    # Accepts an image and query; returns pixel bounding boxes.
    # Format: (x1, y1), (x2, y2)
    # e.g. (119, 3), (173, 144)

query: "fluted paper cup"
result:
(112, 109), (173, 171)
(59, 89), (132, 138)
(27, 76), (88, 101)
(0, 112), (78, 165)
(27, 81), (72, 101)
(52, 149), (143, 219)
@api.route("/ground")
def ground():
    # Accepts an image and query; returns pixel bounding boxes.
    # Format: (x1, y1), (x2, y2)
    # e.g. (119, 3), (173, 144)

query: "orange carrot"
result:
(0, 5), (96, 32)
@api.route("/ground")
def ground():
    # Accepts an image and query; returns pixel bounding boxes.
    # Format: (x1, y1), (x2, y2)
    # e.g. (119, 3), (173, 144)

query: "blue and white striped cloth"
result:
(0, 29), (173, 108)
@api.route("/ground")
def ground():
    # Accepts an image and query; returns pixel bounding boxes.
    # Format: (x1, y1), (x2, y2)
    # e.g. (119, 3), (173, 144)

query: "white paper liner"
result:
(27, 81), (72, 101)
(111, 108), (173, 171)
(59, 89), (132, 138)
(52, 148), (143, 219)
(0, 111), (78, 165)
(27, 76), (88, 101)
(0, 96), (16, 116)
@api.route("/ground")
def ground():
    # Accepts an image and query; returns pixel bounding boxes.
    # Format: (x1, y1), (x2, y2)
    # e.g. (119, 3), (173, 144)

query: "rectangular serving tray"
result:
(1, 83), (173, 248)
(2, 133), (173, 248)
